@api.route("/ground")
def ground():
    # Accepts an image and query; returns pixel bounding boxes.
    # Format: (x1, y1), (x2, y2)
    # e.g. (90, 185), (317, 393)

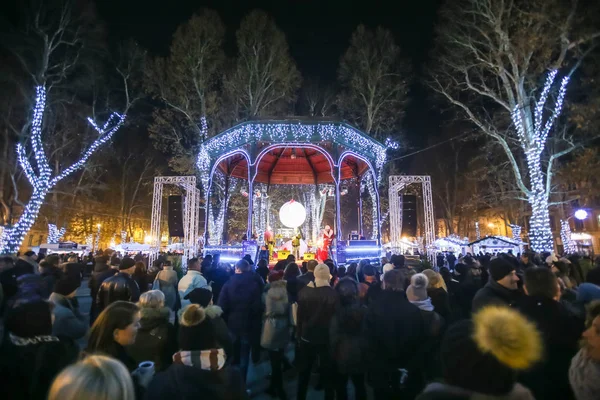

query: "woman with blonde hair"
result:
(422, 269), (452, 321)
(48, 355), (135, 400)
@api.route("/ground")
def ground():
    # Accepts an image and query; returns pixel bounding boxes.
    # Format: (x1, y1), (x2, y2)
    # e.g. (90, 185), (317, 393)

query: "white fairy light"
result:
(48, 224), (66, 244)
(508, 224), (522, 243)
(510, 70), (570, 253)
(560, 219), (576, 254)
(1, 85), (126, 254)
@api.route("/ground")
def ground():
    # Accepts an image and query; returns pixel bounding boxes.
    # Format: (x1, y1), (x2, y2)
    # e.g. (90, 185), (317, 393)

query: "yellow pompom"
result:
(472, 306), (542, 370)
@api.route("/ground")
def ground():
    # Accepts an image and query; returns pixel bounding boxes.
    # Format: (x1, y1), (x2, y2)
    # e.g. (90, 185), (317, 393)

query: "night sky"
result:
(95, 0), (443, 149)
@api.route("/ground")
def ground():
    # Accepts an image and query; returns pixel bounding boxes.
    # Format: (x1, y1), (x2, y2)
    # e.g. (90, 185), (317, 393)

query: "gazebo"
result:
(196, 118), (390, 263)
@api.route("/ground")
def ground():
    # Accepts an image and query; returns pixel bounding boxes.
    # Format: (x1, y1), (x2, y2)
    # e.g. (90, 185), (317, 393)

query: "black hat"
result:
(6, 296), (53, 338)
(441, 307), (541, 396)
(179, 304), (218, 351)
(53, 277), (80, 296)
(489, 258), (516, 281)
(119, 257), (136, 271)
(184, 288), (213, 307)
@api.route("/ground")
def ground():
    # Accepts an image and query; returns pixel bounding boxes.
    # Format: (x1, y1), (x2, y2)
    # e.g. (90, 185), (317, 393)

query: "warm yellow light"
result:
(487, 223), (495, 228)
(144, 235), (153, 244)
(97, 224), (101, 228)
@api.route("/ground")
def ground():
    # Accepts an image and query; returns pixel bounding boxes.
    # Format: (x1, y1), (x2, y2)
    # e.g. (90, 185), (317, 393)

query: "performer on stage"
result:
(319, 225), (334, 261)
(292, 232), (301, 260)
(264, 226), (275, 259)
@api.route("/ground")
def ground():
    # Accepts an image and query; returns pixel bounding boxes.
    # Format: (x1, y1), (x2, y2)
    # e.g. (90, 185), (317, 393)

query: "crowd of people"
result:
(0, 248), (600, 400)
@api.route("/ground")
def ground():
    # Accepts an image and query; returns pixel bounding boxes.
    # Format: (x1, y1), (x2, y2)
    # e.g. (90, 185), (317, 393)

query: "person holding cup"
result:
(86, 301), (153, 394)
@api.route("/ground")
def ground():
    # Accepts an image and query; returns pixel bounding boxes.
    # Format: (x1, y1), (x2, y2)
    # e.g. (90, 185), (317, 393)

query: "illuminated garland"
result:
(560, 219), (576, 254)
(363, 173), (379, 240)
(196, 122), (389, 189)
(1, 85), (126, 254)
(94, 224), (101, 251)
(511, 70), (569, 252)
(475, 222), (481, 240)
(47, 224), (66, 244)
(85, 234), (93, 248)
(508, 224), (522, 243)
(121, 230), (127, 243)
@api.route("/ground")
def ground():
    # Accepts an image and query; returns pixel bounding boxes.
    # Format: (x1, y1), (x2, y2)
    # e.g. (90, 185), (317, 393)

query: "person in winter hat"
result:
(472, 258), (521, 312)
(407, 273), (446, 381)
(49, 276), (87, 340)
(95, 257), (140, 315)
(183, 287), (232, 361)
(0, 294), (79, 400)
(417, 306), (542, 400)
(296, 263), (339, 400)
(145, 304), (248, 400)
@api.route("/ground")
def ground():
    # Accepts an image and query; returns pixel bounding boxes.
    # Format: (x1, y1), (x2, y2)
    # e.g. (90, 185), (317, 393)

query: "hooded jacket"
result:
(49, 292), (87, 340)
(127, 306), (177, 372)
(296, 280), (339, 345)
(178, 270), (209, 309)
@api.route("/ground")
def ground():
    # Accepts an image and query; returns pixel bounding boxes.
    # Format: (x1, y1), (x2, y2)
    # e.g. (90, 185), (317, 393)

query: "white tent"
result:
(469, 236), (523, 255)
(115, 242), (151, 253)
(433, 236), (470, 255)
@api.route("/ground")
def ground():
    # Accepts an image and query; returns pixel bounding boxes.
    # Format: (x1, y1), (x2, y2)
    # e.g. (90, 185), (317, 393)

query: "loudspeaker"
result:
(168, 196), (184, 238)
(303, 253), (315, 260)
(402, 195), (417, 237)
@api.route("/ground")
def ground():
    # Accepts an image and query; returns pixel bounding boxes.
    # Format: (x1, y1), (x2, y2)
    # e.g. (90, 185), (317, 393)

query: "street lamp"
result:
(561, 209), (588, 254)
(574, 209), (588, 221)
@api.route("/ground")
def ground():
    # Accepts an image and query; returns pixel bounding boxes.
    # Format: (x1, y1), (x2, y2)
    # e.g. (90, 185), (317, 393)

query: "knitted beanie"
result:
(489, 258), (516, 281)
(53, 277), (80, 296)
(184, 288), (213, 308)
(406, 273), (429, 302)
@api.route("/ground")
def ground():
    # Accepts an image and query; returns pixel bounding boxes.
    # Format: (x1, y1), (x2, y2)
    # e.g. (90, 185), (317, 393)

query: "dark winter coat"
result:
(218, 272), (262, 337)
(330, 303), (367, 375)
(516, 295), (584, 400)
(296, 281), (339, 345)
(0, 334), (79, 400)
(416, 382), (535, 400)
(296, 271), (315, 291)
(364, 290), (425, 371)
(365, 281), (383, 305)
(428, 287), (452, 321)
(0, 260), (36, 302)
(88, 267), (116, 324)
(285, 276), (300, 304)
(472, 280), (521, 313)
(261, 280), (290, 350)
(49, 292), (87, 340)
(416, 307), (445, 381)
(256, 265), (270, 283)
(206, 267), (231, 303)
(39, 265), (63, 299)
(96, 272), (140, 315)
(127, 306), (177, 372)
(145, 363), (248, 400)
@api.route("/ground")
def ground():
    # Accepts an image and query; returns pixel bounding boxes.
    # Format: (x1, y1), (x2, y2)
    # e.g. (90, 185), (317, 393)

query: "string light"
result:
(560, 219), (576, 254)
(508, 224), (522, 243)
(121, 230), (127, 243)
(511, 69), (570, 253)
(47, 224), (66, 244)
(0, 85), (126, 254)
(475, 221), (481, 240)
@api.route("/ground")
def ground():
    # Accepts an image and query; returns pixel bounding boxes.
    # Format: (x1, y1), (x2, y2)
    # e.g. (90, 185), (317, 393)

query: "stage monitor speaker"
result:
(277, 250), (290, 260)
(168, 195), (184, 237)
(402, 195), (418, 237)
(303, 253), (315, 260)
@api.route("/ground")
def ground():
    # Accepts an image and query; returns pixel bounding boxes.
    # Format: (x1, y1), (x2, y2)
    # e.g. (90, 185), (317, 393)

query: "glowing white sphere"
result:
(574, 209), (588, 220)
(279, 200), (306, 228)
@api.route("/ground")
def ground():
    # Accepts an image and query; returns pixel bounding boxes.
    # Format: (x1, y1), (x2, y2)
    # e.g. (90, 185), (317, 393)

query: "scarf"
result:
(569, 348), (600, 400)
(410, 298), (434, 311)
(173, 349), (225, 371)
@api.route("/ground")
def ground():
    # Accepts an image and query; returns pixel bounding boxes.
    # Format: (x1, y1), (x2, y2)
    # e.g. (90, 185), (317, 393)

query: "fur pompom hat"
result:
(441, 306), (542, 395)
(406, 273), (429, 302)
(179, 304), (218, 351)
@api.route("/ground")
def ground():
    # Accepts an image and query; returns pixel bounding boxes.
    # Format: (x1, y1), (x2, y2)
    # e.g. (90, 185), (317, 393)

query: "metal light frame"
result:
(149, 176), (200, 271)
(389, 175), (435, 261)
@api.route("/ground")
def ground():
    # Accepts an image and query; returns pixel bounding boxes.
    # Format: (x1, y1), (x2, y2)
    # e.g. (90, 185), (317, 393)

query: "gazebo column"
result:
(334, 166), (342, 242)
(202, 168), (213, 246)
(357, 176), (363, 237)
(247, 163), (256, 240)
